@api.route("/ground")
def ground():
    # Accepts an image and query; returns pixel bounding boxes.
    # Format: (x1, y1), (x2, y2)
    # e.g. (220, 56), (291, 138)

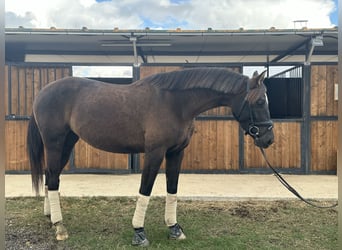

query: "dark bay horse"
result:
(27, 67), (274, 246)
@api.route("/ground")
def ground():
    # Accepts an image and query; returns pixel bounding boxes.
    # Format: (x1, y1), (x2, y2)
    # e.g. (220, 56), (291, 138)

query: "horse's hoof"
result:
(54, 222), (69, 241)
(169, 223), (186, 240)
(132, 228), (149, 247)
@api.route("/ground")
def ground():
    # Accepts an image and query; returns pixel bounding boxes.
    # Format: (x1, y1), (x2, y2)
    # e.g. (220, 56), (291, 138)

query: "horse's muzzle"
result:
(254, 132), (274, 148)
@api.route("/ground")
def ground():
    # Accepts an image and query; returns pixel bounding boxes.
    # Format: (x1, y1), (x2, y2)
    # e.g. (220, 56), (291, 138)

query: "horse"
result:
(27, 67), (274, 246)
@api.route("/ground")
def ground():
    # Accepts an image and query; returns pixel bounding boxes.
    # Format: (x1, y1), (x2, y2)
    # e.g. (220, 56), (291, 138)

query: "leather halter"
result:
(233, 82), (273, 138)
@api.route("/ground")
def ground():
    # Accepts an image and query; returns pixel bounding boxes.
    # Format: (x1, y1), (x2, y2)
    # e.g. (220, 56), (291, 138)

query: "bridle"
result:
(233, 83), (273, 139)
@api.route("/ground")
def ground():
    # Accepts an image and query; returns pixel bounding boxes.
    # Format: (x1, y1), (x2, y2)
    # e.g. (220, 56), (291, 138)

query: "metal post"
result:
(238, 128), (245, 172)
(302, 64), (311, 174)
(302, 37), (323, 176)
(131, 65), (140, 173)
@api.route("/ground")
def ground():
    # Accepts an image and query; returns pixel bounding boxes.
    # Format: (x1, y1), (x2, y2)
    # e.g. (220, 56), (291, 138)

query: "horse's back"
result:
(32, 77), (114, 129)
(33, 77), (123, 111)
(32, 77), (154, 152)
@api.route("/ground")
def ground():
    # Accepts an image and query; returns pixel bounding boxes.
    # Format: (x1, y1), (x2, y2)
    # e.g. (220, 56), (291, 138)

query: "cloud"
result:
(5, 0), (336, 29)
(5, 11), (36, 28)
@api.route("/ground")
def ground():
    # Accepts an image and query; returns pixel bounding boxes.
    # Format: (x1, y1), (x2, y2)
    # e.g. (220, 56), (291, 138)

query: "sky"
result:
(5, 0), (338, 30)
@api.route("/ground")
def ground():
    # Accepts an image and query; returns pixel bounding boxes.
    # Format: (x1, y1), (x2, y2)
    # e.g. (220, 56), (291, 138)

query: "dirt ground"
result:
(5, 174), (337, 200)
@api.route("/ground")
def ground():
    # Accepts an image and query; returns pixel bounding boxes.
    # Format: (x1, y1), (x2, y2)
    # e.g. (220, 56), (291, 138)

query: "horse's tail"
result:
(27, 114), (44, 195)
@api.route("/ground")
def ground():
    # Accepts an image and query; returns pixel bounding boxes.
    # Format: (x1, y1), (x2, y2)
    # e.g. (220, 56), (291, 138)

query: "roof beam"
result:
(270, 38), (311, 63)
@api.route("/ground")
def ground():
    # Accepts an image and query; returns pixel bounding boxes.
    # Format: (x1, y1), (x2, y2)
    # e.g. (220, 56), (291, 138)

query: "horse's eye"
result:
(256, 99), (265, 105)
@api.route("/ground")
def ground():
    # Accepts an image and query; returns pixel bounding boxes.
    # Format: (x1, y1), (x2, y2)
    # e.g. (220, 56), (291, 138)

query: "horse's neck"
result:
(173, 89), (231, 119)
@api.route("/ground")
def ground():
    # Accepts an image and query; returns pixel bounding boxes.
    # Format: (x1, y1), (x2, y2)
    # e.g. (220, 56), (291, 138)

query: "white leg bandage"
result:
(165, 193), (177, 227)
(44, 186), (51, 216)
(132, 194), (150, 228)
(48, 190), (63, 224)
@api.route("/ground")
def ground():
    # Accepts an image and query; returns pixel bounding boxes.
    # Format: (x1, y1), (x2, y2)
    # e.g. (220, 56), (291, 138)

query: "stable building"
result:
(5, 27), (338, 174)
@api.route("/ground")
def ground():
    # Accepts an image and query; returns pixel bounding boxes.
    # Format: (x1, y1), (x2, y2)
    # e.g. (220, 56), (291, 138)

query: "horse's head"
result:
(232, 70), (274, 148)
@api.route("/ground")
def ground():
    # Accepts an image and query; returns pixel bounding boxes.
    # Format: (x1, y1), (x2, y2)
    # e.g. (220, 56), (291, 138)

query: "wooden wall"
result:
(311, 121), (337, 171)
(311, 65), (338, 116)
(4, 64), (129, 172)
(310, 65), (338, 171)
(244, 122), (301, 169)
(183, 120), (239, 171)
(5, 120), (29, 171)
(5, 64), (71, 171)
(73, 141), (129, 170)
(5, 65), (71, 116)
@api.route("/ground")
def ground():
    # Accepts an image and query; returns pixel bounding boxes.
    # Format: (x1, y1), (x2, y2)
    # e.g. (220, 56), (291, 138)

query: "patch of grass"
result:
(6, 197), (337, 249)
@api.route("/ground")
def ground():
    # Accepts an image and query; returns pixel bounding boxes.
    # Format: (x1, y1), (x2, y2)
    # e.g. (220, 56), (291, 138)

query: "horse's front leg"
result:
(132, 148), (165, 247)
(165, 149), (186, 240)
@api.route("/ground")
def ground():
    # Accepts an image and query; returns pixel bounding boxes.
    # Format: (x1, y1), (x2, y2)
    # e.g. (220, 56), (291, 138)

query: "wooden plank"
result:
(201, 121), (210, 169)
(207, 120), (215, 169)
(25, 67), (34, 116)
(231, 121), (240, 170)
(18, 67), (26, 115)
(328, 121), (338, 171)
(10, 66), (18, 115)
(40, 68), (48, 88)
(317, 66), (327, 115)
(48, 68), (56, 83)
(310, 65), (319, 116)
(326, 65), (338, 116)
(140, 66), (182, 79)
(216, 120), (225, 169)
(311, 121), (337, 171)
(332, 65), (338, 115)
(33, 68), (41, 101)
(55, 68), (63, 80)
(63, 67), (72, 77)
(5, 120), (30, 171)
(74, 140), (129, 170)
(4, 65), (8, 115)
(183, 122), (199, 170)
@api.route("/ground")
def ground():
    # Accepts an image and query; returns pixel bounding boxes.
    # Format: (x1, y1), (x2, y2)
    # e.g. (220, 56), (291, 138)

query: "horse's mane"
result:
(139, 68), (248, 95)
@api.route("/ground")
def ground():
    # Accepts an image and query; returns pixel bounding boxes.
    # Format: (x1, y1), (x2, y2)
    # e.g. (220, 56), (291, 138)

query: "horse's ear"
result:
(254, 70), (267, 86)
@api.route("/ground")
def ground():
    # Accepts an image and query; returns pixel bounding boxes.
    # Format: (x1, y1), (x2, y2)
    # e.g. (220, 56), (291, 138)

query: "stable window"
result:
(72, 66), (133, 84)
(244, 66), (303, 119)
(264, 77), (302, 118)
(265, 66), (303, 119)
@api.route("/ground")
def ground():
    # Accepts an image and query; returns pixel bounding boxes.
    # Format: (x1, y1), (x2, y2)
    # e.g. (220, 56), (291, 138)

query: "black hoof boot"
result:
(132, 228), (150, 247)
(169, 223), (186, 240)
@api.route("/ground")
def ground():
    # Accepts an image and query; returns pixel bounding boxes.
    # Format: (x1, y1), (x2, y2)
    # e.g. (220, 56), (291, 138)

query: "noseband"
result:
(233, 83), (273, 138)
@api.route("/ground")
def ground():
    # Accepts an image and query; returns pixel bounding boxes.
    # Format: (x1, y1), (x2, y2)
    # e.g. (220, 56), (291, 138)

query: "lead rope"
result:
(259, 147), (338, 209)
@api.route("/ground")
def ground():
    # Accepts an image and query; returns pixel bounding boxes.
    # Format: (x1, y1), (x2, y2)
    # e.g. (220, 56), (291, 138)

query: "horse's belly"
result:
(81, 133), (145, 154)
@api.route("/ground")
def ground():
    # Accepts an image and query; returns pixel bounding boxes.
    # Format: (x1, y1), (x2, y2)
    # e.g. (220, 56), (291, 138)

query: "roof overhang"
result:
(5, 27), (338, 65)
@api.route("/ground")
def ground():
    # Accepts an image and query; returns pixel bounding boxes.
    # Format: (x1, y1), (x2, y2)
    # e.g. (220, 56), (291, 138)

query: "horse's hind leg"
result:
(44, 131), (78, 241)
(44, 147), (68, 241)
